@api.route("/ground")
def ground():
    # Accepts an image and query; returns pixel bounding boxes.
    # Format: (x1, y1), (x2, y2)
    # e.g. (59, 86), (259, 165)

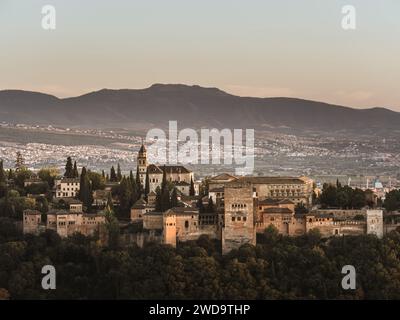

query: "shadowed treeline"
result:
(1, 221), (400, 300)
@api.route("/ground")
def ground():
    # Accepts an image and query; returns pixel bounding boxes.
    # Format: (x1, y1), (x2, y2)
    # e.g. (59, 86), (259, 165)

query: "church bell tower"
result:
(137, 141), (148, 187)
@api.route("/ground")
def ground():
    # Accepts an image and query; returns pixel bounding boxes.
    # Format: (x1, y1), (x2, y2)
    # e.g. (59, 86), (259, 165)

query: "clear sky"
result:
(1, 0), (399, 110)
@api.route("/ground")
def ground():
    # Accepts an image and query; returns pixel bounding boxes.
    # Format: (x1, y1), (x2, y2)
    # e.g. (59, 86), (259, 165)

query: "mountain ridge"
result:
(0, 84), (399, 134)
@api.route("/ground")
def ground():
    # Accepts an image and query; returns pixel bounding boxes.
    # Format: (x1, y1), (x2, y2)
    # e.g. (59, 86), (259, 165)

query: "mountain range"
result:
(0, 84), (399, 135)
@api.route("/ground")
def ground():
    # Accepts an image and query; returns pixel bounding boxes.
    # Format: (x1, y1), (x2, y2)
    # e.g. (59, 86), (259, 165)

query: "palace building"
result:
(208, 173), (314, 208)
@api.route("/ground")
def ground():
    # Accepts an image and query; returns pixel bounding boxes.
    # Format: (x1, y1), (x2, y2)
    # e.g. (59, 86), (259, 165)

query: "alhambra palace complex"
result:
(24, 144), (388, 254)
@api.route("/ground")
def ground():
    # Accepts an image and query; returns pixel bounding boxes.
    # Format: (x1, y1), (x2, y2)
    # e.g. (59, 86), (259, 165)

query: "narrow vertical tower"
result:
(222, 181), (256, 254)
(137, 141), (148, 188)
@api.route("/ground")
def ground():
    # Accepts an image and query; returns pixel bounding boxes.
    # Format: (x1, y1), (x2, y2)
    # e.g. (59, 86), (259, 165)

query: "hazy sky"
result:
(1, 0), (399, 110)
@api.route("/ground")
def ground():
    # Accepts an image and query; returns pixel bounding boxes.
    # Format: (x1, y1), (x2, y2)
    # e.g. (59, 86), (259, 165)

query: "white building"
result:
(55, 178), (80, 198)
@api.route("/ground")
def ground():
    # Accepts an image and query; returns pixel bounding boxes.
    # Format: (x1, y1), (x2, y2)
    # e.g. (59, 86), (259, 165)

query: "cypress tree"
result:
(155, 186), (162, 212)
(161, 187), (171, 211)
(119, 177), (132, 217)
(189, 176), (195, 196)
(106, 192), (114, 211)
(196, 197), (205, 213)
(144, 167), (150, 199)
(110, 166), (117, 182)
(64, 157), (73, 178)
(73, 161), (79, 178)
(207, 197), (215, 213)
(129, 170), (138, 201)
(171, 188), (178, 208)
(0, 160), (5, 183)
(161, 165), (167, 192)
(78, 167), (86, 203)
(136, 165), (143, 198)
(117, 163), (122, 182)
(102, 170), (105, 179)
(79, 167), (93, 212)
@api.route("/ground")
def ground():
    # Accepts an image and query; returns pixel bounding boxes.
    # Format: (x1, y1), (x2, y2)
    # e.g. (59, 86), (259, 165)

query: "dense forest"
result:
(1, 218), (400, 300)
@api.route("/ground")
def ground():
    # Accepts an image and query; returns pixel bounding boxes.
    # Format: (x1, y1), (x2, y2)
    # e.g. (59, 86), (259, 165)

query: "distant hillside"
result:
(0, 84), (399, 134)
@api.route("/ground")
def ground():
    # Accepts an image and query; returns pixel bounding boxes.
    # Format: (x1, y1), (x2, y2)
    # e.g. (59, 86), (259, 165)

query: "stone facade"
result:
(367, 210), (384, 238)
(124, 168), (388, 254)
(143, 211), (163, 230)
(23, 210), (43, 235)
(163, 210), (177, 247)
(222, 182), (256, 254)
(23, 209), (105, 238)
(55, 178), (80, 198)
(208, 173), (314, 207)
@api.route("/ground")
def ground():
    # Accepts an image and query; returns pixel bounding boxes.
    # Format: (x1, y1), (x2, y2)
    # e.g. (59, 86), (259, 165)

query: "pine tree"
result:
(64, 157), (73, 178)
(73, 161), (79, 178)
(15, 151), (25, 172)
(0, 160), (5, 183)
(110, 166), (117, 182)
(189, 176), (195, 196)
(117, 163), (122, 182)
(171, 188), (178, 208)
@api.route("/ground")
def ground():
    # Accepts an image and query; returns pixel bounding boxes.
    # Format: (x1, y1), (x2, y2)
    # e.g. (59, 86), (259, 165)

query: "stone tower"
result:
(163, 210), (177, 247)
(137, 142), (148, 187)
(367, 209), (383, 238)
(222, 182), (256, 254)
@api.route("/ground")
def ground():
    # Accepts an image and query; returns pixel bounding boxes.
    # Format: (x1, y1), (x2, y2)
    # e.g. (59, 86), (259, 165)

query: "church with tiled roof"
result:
(136, 143), (195, 195)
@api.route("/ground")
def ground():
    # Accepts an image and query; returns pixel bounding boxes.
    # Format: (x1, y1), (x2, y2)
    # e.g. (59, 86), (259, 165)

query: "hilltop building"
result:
(208, 173), (314, 208)
(136, 143), (196, 195)
(23, 209), (105, 238)
(54, 178), (80, 198)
